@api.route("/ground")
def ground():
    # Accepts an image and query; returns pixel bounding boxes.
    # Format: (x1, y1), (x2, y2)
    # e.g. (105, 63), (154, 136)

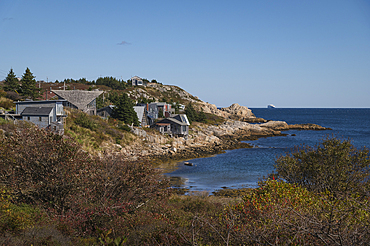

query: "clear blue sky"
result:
(1, 0), (369, 108)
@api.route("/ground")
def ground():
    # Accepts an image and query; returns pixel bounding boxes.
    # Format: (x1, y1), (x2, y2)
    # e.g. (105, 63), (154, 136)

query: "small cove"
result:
(164, 108), (370, 193)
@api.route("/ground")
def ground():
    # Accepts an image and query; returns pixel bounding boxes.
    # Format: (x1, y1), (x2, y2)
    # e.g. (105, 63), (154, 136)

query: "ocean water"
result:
(165, 108), (370, 193)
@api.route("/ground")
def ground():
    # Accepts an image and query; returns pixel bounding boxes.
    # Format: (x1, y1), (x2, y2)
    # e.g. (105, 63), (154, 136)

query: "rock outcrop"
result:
(195, 102), (266, 122)
(220, 103), (255, 119)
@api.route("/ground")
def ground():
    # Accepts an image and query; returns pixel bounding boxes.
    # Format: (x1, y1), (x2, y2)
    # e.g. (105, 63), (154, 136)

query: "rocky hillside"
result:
(125, 83), (261, 123)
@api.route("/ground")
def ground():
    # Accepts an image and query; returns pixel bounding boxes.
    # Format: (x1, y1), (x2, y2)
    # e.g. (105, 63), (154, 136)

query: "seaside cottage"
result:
(15, 100), (67, 134)
(131, 76), (146, 86)
(52, 90), (103, 115)
(21, 107), (54, 128)
(97, 105), (115, 119)
(154, 122), (171, 135)
(153, 114), (190, 136)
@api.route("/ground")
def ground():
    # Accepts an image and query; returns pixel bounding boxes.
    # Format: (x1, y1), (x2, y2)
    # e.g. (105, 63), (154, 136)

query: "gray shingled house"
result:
(15, 100), (66, 134)
(97, 105), (115, 119)
(153, 114), (190, 136)
(21, 107), (54, 128)
(131, 76), (146, 86)
(52, 90), (103, 115)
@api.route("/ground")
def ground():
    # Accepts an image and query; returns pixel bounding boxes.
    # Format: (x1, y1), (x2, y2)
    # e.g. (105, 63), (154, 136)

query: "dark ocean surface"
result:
(164, 108), (370, 193)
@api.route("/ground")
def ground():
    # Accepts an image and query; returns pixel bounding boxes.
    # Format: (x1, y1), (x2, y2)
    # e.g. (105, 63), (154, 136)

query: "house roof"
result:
(157, 117), (188, 126)
(52, 90), (103, 109)
(172, 114), (190, 125)
(97, 105), (115, 112)
(156, 123), (170, 126)
(15, 100), (66, 105)
(21, 107), (53, 116)
(131, 76), (142, 80)
(133, 106), (145, 122)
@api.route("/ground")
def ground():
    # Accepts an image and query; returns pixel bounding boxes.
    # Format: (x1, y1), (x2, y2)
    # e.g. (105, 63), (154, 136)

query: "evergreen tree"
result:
(197, 108), (207, 123)
(3, 68), (20, 92)
(185, 102), (207, 123)
(21, 67), (40, 100)
(111, 93), (139, 126)
(185, 102), (197, 123)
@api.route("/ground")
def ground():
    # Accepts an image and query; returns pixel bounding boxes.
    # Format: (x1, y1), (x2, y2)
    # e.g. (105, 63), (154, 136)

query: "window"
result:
(27, 117), (30, 121)
(39, 117), (42, 121)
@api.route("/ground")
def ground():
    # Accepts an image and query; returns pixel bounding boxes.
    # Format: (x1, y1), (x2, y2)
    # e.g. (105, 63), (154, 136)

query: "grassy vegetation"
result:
(64, 108), (135, 152)
(0, 97), (14, 110)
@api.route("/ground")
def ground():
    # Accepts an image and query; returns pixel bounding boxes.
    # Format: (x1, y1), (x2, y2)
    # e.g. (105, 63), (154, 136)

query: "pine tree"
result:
(197, 108), (207, 123)
(21, 67), (40, 100)
(3, 68), (20, 92)
(112, 93), (139, 126)
(185, 102), (197, 123)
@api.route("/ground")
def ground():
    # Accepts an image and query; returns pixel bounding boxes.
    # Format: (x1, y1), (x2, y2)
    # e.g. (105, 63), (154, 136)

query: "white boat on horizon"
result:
(267, 104), (276, 108)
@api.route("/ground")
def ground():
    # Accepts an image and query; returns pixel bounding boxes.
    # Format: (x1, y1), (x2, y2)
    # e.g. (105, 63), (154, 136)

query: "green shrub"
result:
(74, 112), (96, 130)
(118, 124), (131, 132)
(274, 136), (370, 195)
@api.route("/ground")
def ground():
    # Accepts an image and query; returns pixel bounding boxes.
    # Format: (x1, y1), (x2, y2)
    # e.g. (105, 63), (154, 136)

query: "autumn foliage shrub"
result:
(224, 179), (370, 245)
(0, 125), (171, 241)
(0, 127), (92, 212)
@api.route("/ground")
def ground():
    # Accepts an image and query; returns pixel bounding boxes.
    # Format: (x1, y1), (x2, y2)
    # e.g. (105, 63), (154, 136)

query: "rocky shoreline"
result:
(148, 121), (330, 165)
(115, 118), (331, 166)
(102, 101), (331, 166)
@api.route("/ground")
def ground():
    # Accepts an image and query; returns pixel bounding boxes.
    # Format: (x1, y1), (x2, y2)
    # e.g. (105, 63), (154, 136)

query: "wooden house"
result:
(131, 76), (146, 86)
(153, 114), (190, 136)
(52, 90), (103, 115)
(97, 105), (115, 119)
(15, 100), (67, 134)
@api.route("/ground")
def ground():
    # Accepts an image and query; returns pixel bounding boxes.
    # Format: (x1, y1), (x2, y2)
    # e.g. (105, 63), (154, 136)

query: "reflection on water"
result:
(168, 176), (188, 188)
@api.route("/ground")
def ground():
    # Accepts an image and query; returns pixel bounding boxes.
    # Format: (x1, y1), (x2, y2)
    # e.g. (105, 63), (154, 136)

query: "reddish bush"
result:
(0, 126), (171, 238)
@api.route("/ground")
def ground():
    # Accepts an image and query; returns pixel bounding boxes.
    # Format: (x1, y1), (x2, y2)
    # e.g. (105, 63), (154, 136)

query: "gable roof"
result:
(97, 105), (115, 112)
(157, 117), (188, 126)
(52, 90), (103, 109)
(133, 106), (145, 122)
(15, 100), (66, 105)
(172, 114), (190, 125)
(21, 107), (53, 116)
(131, 76), (142, 80)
